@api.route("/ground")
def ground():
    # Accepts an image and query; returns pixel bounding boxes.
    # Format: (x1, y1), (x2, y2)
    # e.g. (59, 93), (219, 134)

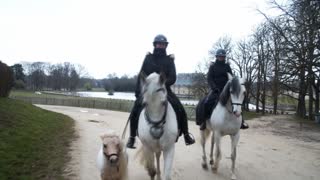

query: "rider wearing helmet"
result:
(126, 34), (195, 148)
(197, 48), (249, 130)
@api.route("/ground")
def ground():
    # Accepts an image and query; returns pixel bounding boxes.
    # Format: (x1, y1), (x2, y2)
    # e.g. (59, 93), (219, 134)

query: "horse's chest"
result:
(220, 119), (241, 135)
(138, 110), (178, 150)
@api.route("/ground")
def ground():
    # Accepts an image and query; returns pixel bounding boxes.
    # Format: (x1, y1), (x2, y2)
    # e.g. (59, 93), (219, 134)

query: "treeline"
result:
(192, 0), (320, 119)
(6, 60), (138, 92)
(9, 61), (90, 91)
(100, 74), (137, 92)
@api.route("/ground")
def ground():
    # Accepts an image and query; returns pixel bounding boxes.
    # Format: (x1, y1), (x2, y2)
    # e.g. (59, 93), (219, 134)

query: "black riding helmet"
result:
(153, 34), (169, 47)
(215, 49), (226, 57)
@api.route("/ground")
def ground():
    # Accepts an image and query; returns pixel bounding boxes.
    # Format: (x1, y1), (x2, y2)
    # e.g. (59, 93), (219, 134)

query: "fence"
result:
(11, 96), (196, 120)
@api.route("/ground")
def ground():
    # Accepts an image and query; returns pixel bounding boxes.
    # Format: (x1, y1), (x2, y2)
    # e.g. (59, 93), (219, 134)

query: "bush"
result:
(0, 61), (14, 97)
(13, 79), (26, 89)
(84, 82), (92, 91)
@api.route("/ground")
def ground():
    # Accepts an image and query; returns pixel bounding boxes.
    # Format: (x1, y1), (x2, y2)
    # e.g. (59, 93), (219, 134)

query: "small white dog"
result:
(97, 130), (128, 180)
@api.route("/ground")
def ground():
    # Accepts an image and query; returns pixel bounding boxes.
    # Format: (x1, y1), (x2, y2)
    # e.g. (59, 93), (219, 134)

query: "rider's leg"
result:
(126, 98), (143, 148)
(168, 92), (195, 145)
(201, 92), (219, 130)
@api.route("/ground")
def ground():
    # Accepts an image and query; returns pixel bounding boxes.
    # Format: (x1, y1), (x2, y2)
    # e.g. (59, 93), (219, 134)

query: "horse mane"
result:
(219, 77), (240, 106)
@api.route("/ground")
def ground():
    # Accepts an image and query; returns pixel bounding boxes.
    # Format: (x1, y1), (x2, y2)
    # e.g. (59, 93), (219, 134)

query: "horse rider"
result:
(198, 48), (249, 130)
(126, 34), (196, 148)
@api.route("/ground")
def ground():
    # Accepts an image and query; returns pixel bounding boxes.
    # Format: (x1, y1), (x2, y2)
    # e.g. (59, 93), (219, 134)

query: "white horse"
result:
(136, 72), (178, 180)
(199, 74), (246, 180)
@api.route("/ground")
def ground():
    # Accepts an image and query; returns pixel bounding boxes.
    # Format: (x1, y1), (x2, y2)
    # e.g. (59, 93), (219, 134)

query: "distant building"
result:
(171, 73), (194, 98)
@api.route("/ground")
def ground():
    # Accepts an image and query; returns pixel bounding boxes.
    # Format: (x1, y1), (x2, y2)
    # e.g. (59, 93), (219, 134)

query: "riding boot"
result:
(240, 117), (249, 129)
(126, 136), (136, 149)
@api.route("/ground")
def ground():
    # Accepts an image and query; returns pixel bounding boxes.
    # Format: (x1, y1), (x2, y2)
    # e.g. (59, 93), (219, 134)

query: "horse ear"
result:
(159, 72), (166, 85)
(227, 73), (233, 80)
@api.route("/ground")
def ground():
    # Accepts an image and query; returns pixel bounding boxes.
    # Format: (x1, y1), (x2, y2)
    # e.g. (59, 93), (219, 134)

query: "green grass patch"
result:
(0, 98), (75, 180)
(243, 111), (264, 120)
(265, 95), (297, 106)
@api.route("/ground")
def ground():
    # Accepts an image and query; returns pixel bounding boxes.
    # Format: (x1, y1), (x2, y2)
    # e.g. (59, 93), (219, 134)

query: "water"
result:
(77, 91), (198, 105)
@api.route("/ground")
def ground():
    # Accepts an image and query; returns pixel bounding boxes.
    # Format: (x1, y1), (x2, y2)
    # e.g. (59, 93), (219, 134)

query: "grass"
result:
(243, 111), (264, 120)
(0, 98), (75, 180)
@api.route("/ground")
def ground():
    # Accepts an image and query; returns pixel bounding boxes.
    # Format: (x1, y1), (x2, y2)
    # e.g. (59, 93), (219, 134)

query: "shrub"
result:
(0, 61), (14, 97)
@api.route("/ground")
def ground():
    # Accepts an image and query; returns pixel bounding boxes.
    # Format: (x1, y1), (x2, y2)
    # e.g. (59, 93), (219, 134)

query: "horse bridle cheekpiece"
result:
(229, 83), (245, 114)
(144, 101), (168, 139)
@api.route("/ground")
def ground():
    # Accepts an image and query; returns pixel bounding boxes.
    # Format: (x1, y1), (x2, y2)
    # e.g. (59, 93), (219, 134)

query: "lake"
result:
(77, 91), (199, 105)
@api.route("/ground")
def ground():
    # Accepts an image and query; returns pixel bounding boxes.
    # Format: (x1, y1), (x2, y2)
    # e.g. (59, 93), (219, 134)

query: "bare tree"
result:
(232, 38), (258, 111)
(258, 0), (320, 118)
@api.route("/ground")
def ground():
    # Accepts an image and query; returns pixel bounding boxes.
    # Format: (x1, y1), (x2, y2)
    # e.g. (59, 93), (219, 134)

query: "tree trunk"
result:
(297, 68), (306, 117)
(315, 79), (319, 114)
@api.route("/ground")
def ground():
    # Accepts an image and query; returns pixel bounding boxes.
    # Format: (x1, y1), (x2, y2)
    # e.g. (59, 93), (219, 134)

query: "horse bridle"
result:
(228, 84), (245, 114)
(144, 101), (168, 139)
(104, 152), (119, 159)
(228, 101), (243, 114)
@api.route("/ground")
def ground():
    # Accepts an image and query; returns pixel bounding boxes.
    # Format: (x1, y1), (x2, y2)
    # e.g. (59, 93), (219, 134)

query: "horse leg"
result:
(156, 152), (162, 180)
(209, 132), (215, 166)
(163, 145), (175, 180)
(143, 147), (156, 180)
(200, 129), (208, 169)
(212, 131), (221, 173)
(230, 133), (240, 180)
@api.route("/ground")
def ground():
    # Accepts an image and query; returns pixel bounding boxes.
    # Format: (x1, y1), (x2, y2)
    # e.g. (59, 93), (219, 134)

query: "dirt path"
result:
(37, 105), (320, 180)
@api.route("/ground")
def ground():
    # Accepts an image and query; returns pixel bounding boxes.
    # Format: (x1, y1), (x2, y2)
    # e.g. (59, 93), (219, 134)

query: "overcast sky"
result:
(0, 0), (273, 79)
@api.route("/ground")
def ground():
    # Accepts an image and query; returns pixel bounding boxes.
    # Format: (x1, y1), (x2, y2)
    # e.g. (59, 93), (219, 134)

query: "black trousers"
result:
(196, 90), (220, 125)
(129, 90), (188, 137)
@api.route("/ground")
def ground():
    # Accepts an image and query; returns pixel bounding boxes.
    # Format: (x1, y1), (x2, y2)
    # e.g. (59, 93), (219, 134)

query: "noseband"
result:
(104, 152), (119, 159)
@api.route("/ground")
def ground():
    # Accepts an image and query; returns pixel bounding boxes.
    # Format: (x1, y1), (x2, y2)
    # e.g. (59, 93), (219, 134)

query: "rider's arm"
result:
(226, 64), (233, 75)
(135, 54), (149, 98)
(165, 55), (176, 87)
(207, 63), (217, 90)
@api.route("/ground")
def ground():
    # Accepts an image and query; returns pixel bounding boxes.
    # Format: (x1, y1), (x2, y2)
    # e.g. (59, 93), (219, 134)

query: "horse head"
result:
(220, 73), (246, 117)
(140, 72), (168, 108)
(100, 130), (124, 166)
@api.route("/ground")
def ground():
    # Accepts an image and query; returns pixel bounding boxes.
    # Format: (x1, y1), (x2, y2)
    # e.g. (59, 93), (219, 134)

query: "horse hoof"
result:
(202, 163), (208, 170)
(212, 166), (218, 173)
(209, 160), (214, 165)
(231, 174), (237, 180)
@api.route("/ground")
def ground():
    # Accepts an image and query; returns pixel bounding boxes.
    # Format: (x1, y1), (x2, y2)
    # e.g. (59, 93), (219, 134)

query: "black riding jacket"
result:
(135, 53), (176, 98)
(207, 60), (233, 92)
